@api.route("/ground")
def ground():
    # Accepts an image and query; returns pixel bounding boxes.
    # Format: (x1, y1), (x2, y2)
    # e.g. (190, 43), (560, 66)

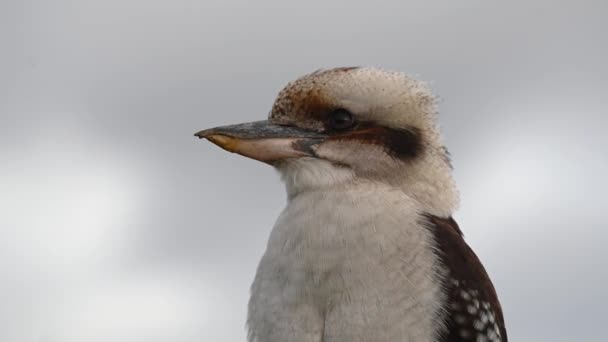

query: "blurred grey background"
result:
(2, 0), (607, 341)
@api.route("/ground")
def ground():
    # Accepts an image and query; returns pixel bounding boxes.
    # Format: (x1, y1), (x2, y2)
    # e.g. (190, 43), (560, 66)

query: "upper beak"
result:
(195, 120), (326, 164)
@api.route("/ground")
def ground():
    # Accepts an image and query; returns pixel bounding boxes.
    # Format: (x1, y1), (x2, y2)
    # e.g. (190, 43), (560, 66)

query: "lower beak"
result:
(195, 120), (325, 164)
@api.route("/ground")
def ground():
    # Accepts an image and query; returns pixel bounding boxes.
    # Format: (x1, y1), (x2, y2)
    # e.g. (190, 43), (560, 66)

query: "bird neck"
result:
(277, 157), (459, 217)
(277, 157), (357, 200)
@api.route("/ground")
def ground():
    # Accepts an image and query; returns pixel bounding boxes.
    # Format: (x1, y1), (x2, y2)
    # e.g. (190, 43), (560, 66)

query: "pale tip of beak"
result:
(194, 129), (213, 139)
(199, 133), (241, 152)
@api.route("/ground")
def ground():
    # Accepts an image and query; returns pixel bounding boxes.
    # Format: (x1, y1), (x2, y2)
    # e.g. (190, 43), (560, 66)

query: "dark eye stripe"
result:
(329, 125), (423, 160)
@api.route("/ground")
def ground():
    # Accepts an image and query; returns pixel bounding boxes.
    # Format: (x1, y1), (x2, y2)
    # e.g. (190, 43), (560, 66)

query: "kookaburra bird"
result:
(196, 67), (507, 342)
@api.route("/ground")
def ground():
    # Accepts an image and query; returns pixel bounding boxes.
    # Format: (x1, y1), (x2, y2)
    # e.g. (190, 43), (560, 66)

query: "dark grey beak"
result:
(195, 120), (325, 163)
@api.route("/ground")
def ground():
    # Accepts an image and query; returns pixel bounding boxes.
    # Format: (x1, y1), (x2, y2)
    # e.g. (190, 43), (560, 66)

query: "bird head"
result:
(196, 67), (459, 215)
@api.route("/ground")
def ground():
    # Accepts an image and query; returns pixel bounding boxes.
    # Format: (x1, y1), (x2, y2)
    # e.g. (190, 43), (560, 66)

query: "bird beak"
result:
(195, 120), (325, 164)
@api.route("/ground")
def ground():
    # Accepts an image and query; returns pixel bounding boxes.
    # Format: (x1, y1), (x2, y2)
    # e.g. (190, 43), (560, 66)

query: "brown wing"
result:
(423, 214), (508, 342)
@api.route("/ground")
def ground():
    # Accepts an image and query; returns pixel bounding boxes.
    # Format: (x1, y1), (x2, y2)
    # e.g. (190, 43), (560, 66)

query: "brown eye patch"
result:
(328, 125), (423, 160)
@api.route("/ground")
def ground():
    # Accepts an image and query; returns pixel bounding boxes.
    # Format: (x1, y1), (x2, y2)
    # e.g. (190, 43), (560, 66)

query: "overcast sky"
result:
(2, 0), (607, 341)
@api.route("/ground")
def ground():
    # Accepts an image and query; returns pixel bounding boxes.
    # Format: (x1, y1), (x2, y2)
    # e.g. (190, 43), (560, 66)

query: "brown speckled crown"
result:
(269, 67), (360, 131)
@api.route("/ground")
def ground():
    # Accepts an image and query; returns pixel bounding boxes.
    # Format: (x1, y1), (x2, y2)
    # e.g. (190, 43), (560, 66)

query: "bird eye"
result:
(328, 109), (355, 130)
